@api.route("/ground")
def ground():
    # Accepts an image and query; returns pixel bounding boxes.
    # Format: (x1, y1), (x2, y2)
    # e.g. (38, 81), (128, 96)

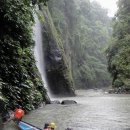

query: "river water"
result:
(3, 90), (130, 130)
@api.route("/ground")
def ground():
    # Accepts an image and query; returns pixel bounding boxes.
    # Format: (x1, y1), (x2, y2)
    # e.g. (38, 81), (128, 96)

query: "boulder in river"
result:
(61, 100), (77, 105)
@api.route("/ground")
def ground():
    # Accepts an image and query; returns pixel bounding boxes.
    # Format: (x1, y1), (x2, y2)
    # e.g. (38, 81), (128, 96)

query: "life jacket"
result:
(14, 108), (24, 119)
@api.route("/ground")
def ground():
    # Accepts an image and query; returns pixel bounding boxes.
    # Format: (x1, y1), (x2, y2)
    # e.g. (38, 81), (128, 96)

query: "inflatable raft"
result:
(18, 121), (42, 130)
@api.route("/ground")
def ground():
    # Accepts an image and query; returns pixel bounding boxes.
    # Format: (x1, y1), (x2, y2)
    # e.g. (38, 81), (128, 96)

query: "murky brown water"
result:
(3, 90), (130, 130)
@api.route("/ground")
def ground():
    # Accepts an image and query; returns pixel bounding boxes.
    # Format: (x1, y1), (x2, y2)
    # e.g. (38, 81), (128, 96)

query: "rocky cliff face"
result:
(41, 8), (75, 96)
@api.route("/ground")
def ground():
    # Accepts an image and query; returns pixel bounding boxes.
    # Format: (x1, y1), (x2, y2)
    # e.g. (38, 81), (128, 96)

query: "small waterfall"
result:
(33, 15), (51, 97)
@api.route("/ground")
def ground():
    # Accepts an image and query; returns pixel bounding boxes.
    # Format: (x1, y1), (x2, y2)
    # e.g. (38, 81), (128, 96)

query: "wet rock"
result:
(108, 89), (116, 94)
(45, 94), (51, 104)
(51, 100), (60, 104)
(108, 86), (130, 94)
(0, 98), (6, 128)
(61, 100), (77, 105)
(42, 9), (75, 96)
(65, 128), (73, 130)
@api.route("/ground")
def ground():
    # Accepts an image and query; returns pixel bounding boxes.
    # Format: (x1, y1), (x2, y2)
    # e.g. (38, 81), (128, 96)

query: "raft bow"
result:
(18, 121), (42, 130)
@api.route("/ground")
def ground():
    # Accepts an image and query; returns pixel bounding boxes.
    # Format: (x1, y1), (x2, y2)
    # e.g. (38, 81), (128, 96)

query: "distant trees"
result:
(48, 0), (111, 89)
(106, 0), (130, 88)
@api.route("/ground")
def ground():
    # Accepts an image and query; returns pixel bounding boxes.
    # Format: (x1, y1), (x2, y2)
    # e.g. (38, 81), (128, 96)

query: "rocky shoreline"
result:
(108, 87), (130, 94)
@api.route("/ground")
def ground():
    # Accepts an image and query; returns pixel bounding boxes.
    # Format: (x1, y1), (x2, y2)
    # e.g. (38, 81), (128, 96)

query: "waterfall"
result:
(33, 15), (51, 97)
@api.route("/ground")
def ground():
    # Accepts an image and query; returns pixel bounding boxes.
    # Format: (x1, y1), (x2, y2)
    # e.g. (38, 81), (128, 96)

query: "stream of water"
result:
(3, 90), (130, 130)
(33, 15), (51, 97)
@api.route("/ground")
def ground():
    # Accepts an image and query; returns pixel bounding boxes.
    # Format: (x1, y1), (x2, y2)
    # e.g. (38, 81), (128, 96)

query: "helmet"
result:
(48, 122), (56, 129)
(14, 108), (24, 119)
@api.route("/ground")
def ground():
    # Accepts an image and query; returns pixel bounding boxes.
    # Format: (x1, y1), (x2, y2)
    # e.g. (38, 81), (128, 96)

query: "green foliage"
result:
(107, 0), (130, 88)
(48, 0), (111, 89)
(0, 0), (48, 111)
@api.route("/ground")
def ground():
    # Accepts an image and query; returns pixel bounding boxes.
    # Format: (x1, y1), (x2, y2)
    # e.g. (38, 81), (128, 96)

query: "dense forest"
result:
(47, 0), (112, 89)
(106, 0), (130, 90)
(0, 0), (50, 111)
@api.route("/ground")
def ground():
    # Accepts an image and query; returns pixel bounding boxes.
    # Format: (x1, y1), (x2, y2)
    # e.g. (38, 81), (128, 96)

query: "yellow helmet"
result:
(48, 122), (57, 129)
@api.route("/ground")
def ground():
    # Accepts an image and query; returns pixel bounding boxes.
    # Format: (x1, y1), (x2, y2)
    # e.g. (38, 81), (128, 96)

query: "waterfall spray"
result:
(33, 15), (51, 97)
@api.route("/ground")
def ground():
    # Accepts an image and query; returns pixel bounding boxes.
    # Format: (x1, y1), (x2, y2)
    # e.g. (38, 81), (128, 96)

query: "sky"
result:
(91, 0), (118, 17)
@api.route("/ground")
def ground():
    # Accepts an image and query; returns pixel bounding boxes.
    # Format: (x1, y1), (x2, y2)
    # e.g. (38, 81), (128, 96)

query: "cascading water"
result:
(33, 15), (51, 97)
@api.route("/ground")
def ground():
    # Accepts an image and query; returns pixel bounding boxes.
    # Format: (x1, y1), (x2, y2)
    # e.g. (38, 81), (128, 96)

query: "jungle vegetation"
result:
(48, 0), (112, 89)
(0, 0), (49, 111)
(106, 0), (130, 89)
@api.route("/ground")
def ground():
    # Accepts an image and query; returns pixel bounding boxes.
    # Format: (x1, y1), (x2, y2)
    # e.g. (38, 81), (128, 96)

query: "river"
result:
(3, 90), (130, 130)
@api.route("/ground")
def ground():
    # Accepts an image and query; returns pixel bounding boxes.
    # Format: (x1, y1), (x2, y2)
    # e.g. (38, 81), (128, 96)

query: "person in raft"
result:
(49, 122), (57, 130)
(44, 122), (56, 130)
(14, 107), (25, 123)
(44, 123), (49, 130)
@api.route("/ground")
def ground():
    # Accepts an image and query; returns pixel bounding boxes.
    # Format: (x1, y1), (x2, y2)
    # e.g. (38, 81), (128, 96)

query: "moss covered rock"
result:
(41, 8), (75, 96)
